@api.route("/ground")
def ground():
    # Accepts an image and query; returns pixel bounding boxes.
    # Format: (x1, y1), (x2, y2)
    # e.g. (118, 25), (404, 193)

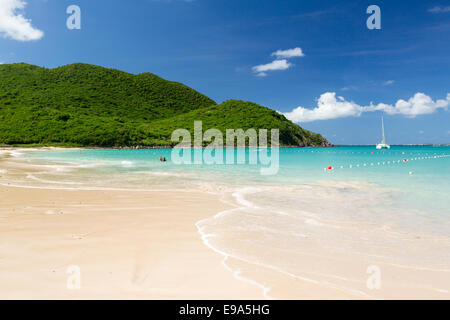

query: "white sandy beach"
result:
(0, 148), (449, 300)
(0, 183), (268, 299)
(0, 148), (268, 299)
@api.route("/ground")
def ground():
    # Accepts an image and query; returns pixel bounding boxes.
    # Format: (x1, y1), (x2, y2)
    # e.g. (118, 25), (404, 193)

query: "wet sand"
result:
(0, 182), (263, 299)
(1, 148), (449, 299)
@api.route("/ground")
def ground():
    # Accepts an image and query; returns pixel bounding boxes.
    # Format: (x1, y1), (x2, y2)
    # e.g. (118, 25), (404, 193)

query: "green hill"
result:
(145, 100), (330, 147)
(0, 63), (330, 147)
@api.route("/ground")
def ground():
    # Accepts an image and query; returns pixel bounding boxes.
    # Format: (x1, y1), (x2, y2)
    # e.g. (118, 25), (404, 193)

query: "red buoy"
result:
(403, 158), (407, 162)
(328, 166), (333, 170)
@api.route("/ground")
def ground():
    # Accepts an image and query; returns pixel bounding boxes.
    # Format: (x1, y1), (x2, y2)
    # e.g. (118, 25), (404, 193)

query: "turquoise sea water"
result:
(26, 145), (450, 213)
(22, 146), (449, 223)
(17, 145), (448, 235)
(7, 146), (450, 297)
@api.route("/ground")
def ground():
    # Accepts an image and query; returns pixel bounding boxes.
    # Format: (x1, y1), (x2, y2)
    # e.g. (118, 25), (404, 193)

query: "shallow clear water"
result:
(25, 146), (450, 215)
(6, 146), (450, 297)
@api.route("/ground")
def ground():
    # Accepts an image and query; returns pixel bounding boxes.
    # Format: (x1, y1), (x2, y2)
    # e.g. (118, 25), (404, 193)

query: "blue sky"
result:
(0, 0), (449, 145)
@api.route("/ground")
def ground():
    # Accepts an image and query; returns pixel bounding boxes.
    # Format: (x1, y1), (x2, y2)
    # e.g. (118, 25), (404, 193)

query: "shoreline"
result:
(1, 145), (333, 150)
(0, 184), (265, 300)
(3, 144), (450, 151)
(1, 147), (450, 299)
(0, 148), (266, 299)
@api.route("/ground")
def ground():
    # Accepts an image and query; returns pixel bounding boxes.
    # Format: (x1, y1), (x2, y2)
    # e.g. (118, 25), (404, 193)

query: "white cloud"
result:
(283, 92), (363, 122)
(428, 6), (450, 13)
(0, 0), (43, 41)
(271, 47), (305, 59)
(373, 93), (450, 117)
(252, 47), (304, 77)
(283, 92), (450, 123)
(252, 59), (292, 76)
(383, 80), (395, 86)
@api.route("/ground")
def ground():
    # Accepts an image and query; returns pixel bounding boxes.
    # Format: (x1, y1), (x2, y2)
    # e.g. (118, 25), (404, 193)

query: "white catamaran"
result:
(376, 116), (390, 149)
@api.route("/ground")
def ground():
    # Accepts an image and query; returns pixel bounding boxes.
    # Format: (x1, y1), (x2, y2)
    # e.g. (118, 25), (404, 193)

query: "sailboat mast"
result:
(381, 116), (386, 144)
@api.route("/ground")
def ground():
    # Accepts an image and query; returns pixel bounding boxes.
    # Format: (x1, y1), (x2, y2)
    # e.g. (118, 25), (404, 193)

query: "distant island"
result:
(0, 63), (331, 148)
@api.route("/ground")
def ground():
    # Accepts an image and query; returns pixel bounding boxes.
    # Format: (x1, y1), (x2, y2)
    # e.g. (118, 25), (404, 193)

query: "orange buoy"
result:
(328, 166), (333, 170)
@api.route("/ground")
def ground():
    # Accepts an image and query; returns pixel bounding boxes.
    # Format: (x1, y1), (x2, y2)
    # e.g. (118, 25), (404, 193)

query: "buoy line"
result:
(290, 149), (448, 156)
(324, 154), (450, 172)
